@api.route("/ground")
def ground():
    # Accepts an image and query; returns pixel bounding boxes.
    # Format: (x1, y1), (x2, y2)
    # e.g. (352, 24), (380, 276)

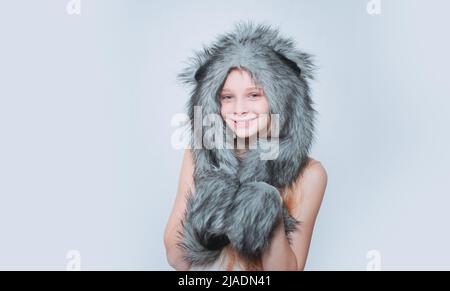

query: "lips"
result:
(233, 118), (256, 128)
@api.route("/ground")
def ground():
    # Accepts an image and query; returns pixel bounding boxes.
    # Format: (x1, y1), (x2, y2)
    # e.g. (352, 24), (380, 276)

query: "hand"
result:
(181, 169), (239, 265)
(225, 181), (284, 261)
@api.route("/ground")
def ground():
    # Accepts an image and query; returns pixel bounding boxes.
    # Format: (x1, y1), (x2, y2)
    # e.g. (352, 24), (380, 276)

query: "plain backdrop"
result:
(0, 0), (449, 270)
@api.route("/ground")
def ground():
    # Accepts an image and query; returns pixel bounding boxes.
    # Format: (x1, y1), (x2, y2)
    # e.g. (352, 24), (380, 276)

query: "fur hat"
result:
(177, 21), (317, 267)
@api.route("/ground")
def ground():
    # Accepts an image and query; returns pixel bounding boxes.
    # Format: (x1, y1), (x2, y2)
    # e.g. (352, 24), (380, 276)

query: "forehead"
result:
(221, 68), (262, 91)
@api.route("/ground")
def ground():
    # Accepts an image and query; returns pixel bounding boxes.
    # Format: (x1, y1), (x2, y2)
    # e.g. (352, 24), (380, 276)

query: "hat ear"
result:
(283, 50), (315, 80)
(194, 59), (212, 83)
(273, 50), (302, 76)
(177, 44), (219, 87)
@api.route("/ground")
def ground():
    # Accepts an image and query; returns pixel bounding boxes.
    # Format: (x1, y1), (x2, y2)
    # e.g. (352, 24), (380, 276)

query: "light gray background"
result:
(0, 0), (449, 270)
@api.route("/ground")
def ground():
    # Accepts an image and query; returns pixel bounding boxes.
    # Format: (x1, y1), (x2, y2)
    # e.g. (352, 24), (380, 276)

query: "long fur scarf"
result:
(176, 21), (317, 267)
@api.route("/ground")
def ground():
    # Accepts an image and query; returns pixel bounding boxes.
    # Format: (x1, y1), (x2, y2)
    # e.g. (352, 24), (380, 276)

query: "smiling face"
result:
(219, 68), (271, 141)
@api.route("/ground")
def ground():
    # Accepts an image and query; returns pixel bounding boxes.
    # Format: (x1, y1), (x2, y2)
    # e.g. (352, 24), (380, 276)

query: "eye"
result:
(220, 95), (233, 101)
(249, 93), (260, 99)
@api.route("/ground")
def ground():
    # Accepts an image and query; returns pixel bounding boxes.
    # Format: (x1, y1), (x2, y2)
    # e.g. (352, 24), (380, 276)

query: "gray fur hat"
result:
(177, 21), (317, 267)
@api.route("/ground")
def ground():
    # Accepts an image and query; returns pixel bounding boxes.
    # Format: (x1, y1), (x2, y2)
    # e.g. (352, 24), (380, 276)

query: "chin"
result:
(234, 129), (258, 139)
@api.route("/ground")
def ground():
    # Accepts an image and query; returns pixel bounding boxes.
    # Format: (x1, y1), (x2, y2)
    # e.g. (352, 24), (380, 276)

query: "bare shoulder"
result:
(301, 158), (328, 191)
(288, 157), (328, 210)
(183, 148), (194, 164)
(282, 158), (327, 270)
(164, 148), (195, 241)
(180, 148), (195, 191)
(181, 148), (194, 175)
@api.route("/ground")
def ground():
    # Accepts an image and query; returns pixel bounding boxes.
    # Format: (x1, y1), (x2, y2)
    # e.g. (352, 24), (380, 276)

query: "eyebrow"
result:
(221, 87), (261, 93)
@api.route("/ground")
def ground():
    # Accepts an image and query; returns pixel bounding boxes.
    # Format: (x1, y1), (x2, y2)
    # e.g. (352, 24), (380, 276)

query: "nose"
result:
(234, 97), (248, 116)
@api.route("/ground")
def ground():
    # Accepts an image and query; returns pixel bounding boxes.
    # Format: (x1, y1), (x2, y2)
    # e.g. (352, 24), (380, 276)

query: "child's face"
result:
(219, 69), (271, 140)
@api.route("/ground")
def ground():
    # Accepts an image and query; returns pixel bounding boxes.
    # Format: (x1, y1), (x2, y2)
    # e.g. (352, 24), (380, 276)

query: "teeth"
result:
(233, 118), (255, 127)
(233, 118), (256, 122)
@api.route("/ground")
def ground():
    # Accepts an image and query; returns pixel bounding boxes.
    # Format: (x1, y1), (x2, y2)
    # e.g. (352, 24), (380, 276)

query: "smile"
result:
(233, 118), (257, 128)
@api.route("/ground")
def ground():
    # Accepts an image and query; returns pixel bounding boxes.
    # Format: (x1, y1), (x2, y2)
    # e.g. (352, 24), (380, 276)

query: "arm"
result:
(164, 149), (195, 271)
(261, 162), (328, 271)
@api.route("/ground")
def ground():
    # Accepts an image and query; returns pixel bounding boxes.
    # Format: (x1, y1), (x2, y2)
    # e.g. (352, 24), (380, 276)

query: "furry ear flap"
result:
(273, 50), (302, 77)
(273, 48), (315, 80)
(194, 64), (206, 83)
(285, 51), (315, 80)
(194, 59), (212, 83)
(177, 46), (215, 86)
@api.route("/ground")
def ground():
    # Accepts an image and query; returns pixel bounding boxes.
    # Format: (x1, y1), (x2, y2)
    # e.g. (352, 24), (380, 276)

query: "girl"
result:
(165, 21), (327, 271)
